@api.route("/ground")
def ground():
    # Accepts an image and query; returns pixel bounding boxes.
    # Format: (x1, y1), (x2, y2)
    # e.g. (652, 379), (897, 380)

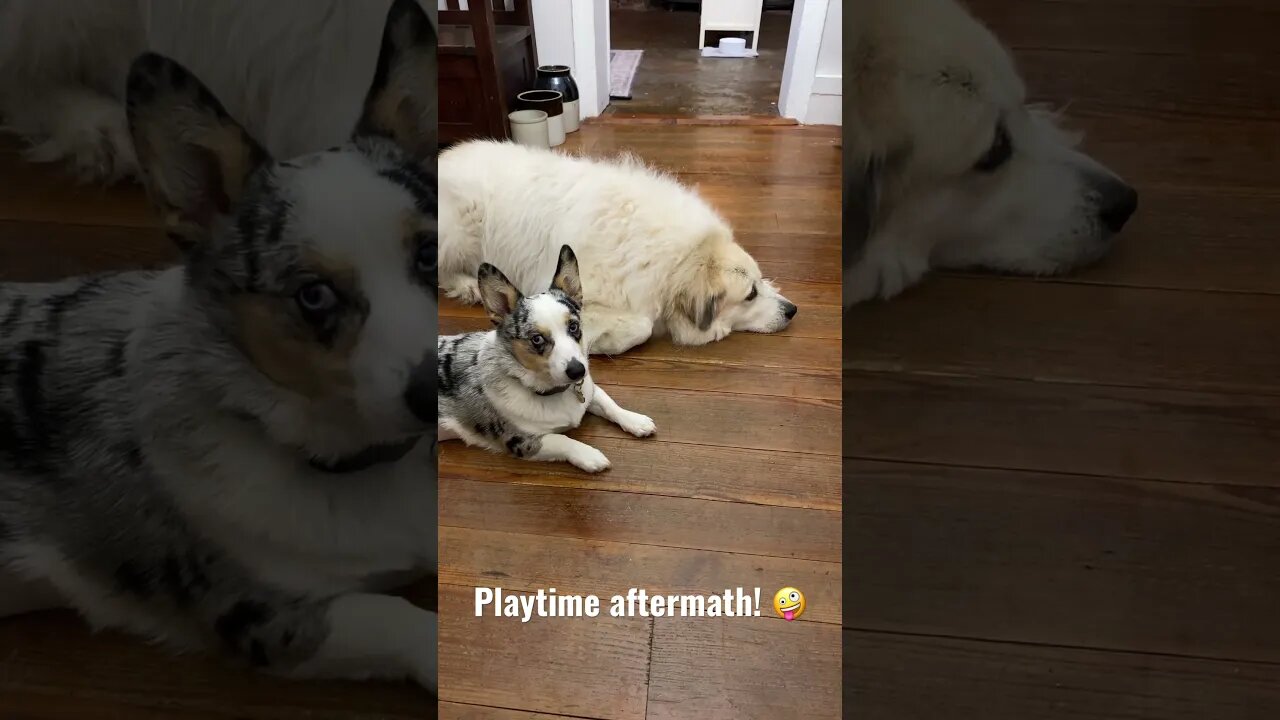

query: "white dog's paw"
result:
(24, 96), (137, 184)
(568, 445), (611, 473)
(443, 274), (482, 305)
(846, 243), (929, 305)
(617, 411), (656, 438)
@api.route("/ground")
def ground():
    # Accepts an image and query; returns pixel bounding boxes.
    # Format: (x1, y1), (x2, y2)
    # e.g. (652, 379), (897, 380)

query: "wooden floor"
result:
(0, 122), (842, 717)
(844, 1), (1280, 717)
(0, 139), (439, 717)
(604, 9), (791, 118)
(437, 125), (842, 718)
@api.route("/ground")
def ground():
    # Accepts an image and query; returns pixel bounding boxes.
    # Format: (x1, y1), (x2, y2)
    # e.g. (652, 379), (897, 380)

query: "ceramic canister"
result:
(508, 109), (550, 148)
(515, 90), (565, 147)
(534, 65), (580, 133)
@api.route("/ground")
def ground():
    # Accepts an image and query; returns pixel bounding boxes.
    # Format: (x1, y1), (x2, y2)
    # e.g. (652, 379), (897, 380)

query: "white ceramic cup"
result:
(547, 112), (566, 147)
(562, 99), (580, 133)
(508, 109), (550, 148)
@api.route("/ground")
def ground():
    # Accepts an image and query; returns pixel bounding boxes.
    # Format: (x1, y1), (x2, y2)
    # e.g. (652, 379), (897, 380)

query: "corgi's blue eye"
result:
(296, 281), (340, 316)
(530, 333), (545, 347)
(568, 321), (580, 336)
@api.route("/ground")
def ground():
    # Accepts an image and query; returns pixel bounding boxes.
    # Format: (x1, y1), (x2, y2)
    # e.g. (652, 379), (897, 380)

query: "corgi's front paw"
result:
(617, 411), (656, 438)
(569, 444), (611, 473)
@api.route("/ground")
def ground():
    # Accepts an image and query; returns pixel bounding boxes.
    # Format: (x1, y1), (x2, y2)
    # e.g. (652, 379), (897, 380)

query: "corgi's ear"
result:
(478, 263), (522, 325)
(354, 0), (437, 159)
(550, 245), (583, 306)
(126, 52), (270, 253)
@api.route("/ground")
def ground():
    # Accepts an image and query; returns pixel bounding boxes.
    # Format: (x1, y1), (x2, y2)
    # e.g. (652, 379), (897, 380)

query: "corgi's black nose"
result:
(565, 359), (586, 381)
(783, 301), (798, 320)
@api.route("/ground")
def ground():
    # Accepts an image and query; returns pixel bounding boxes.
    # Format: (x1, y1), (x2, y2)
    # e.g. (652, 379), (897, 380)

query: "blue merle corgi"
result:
(437, 246), (656, 473)
(0, 0), (440, 692)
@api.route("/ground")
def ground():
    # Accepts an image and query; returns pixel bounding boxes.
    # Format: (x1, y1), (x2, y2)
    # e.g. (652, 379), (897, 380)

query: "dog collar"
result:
(535, 380), (586, 403)
(308, 435), (421, 474)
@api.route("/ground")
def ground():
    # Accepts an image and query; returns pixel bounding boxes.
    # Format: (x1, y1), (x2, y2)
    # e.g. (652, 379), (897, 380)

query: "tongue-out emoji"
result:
(772, 587), (806, 621)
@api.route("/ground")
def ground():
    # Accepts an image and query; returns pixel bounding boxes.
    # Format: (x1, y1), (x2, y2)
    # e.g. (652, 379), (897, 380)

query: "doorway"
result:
(604, 0), (794, 117)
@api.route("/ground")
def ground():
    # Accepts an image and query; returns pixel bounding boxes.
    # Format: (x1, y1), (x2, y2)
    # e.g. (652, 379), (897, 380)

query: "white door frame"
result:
(777, 0), (830, 122)
(530, 0), (610, 119)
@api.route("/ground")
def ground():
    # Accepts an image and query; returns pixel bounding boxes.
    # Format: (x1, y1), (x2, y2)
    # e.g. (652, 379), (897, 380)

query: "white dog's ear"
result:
(354, 0), (437, 159)
(845, 153), (882, 266)
(125, 52), (270, 252)
(680, 289), (723, 332)
(478, 263), (522, 325)
(550, 245), (583, 306)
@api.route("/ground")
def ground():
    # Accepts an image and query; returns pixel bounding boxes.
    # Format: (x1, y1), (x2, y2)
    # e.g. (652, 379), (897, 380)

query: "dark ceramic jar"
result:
(514, 89), (563, 118)
(533, 65), (579, 103)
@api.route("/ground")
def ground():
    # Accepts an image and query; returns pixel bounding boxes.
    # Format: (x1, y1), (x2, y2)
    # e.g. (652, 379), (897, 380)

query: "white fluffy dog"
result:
(0, 0), (435, 181)
(845, 0), (1138, 305)
(439, 140), (799, 355)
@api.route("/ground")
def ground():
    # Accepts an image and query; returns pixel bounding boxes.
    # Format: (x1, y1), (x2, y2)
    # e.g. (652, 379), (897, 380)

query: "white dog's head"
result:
(665, 228), (798, 346)
(846, 0), (1137, 302)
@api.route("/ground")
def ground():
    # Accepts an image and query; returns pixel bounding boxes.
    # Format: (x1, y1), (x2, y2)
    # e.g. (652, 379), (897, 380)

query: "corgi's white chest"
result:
(489, 376), (595, 435)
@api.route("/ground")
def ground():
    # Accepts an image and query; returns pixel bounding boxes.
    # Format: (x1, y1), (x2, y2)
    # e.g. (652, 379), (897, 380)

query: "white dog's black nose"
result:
(1100, 184), (1138, 234)
(783, 301), (798, 320)
(565, 359), (586, 381)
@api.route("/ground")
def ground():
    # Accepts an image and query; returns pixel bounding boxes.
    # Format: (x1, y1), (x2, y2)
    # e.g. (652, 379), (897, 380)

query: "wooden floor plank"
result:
(441, 477), (841, 563)
(440, 437), (841, 511)
(847, 459), (1280, 662)
(966, 0), (1280, 58)
(441, 322), (842, 375)
(0, 221), (173, 282)
(589, 356), (840, 400)
(439, 703), (584, 720)
(1, 92), (842, 719)
(844, 1), (1280, 716)
(0, 610), (432, 719)
(942, 188), (1280, 295)
(1016, 50), (1280, 121)
(439, 527), (843, 626)
(1070, 111), (1280, 192)
(0, 153), (151, 228)
(569, 128), (841, 179)
(846, 277), (1280, 394)
(550, 385), (839, 456)
(844, 371), (1280, 487)
(438, 584), (649, 720)
(647, 617), (842, 719)
(846, 629), (1280, 720)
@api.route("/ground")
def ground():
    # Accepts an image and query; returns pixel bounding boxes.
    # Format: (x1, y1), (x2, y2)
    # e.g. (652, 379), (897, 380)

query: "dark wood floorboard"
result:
(0, 124), (841, 718)
(439, 125), (842, 717)
(847, 0), (1280, 716)
(845, 629), (1280, 720)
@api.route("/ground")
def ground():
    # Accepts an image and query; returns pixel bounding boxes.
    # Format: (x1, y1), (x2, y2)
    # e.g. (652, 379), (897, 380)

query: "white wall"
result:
(531, 0), (609, 118)
(808, 0), (842, 125)
(778, 0), (842, 125)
